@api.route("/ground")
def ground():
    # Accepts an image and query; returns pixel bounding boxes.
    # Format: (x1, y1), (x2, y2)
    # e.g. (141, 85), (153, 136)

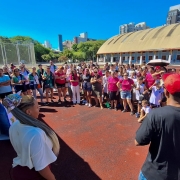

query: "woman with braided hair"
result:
(3, 94), (60, 180)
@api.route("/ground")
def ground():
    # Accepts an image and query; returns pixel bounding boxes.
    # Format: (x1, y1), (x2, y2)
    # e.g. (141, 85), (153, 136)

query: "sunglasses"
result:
(94, 72), (98, 73)
(124, 75), (128, 76)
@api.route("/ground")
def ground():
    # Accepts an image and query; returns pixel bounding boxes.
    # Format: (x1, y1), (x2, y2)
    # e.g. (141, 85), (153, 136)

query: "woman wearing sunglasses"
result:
(91, 68), (103, 109)
(42, 66), (55, 105)
(108, 71), (119, 110)
(82, 68), (92, 107)
(69, 69), (80, 104)
(29, 67), (44, 103)
(11, 68), (27, 95)
(117, 73), (134, 115)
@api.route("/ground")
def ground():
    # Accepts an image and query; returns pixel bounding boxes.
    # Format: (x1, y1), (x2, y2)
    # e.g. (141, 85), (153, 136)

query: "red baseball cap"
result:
(163, 73), (180, 94)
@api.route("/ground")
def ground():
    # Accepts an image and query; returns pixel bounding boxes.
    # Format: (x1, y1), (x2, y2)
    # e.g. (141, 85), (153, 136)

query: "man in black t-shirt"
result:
(135, 74), (180, 180)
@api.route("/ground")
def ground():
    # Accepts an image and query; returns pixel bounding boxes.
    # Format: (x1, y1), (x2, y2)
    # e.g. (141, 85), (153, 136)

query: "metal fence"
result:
(0, 43), (36, 67)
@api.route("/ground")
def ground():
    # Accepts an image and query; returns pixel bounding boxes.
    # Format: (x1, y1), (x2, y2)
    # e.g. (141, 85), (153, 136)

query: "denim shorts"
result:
(82, 82), (92, 91)
(138, 171), (147, 180)
(120, 91), (131, 99)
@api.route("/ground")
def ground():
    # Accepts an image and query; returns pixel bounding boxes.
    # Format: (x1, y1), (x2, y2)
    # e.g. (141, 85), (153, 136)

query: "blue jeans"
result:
(138, 171), (147, 180)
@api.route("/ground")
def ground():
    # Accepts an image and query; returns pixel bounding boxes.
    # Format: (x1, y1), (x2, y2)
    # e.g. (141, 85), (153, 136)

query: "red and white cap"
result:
(163, 73), (180, 94)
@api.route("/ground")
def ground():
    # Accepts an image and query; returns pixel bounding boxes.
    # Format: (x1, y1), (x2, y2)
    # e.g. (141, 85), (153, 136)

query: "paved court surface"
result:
(0, 99), (148, 180)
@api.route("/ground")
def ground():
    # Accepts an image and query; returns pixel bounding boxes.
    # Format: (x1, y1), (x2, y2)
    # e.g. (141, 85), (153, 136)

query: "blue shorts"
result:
(82, 82), (92, 91)
(120, 91), (131, 99)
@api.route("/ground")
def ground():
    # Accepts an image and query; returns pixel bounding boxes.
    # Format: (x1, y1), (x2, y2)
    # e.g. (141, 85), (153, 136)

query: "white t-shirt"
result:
(142, 106), (151, 114)
(50, 65), (57, 74)
(21, 70), (29, 85)
(135, 83), (145, 101)
(9, 120), (57, 171)
(102, 76), (109, 93)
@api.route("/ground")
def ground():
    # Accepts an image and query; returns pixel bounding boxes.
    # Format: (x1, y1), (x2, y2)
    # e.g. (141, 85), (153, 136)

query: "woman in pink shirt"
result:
(108, 71), (119, 111)
(117, 73), (134, 115)
(69, 69), (80, 104)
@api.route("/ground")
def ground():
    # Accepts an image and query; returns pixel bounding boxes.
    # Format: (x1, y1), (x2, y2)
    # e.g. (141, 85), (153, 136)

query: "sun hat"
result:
(163, 74), (180, 94)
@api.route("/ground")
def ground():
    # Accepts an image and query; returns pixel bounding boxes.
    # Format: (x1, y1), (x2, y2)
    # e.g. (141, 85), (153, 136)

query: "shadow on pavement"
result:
(0, 116), (101, 180)
(38, 116), (101, 180)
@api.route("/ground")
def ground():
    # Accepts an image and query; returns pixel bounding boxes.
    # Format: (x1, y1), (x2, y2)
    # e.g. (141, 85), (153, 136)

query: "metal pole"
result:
(0, 44), (5, 65)
(27, 44), (31, 64)
(3, 44), (7, 65)
(16, 44), (21, 64)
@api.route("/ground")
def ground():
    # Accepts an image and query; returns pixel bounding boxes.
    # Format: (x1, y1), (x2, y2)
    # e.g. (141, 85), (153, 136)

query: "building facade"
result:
(119, 22), (149, 34)
(63, 40), (74, 50)
(167, 5), (180, 25)
(97, 23), (180, 65)
(73, 32), (96, 44)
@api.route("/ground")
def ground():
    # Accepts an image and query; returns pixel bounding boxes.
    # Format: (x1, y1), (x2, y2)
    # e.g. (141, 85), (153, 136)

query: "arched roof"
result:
(97, 23), (180, 55)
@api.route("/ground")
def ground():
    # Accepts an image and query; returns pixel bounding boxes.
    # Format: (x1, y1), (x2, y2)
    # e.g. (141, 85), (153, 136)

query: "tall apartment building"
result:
(58, 34), (63, 51)
(44, 40), (52, 48)
(167, 5), (180, 25)
(119, 22), (149, 34)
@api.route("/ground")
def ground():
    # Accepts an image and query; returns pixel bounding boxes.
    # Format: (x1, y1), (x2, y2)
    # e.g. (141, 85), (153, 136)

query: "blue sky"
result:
(0, 0), (179, 48)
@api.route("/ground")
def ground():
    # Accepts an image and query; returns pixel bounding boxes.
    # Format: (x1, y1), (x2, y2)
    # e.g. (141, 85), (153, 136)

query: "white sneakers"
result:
(85, 103), (92, 107)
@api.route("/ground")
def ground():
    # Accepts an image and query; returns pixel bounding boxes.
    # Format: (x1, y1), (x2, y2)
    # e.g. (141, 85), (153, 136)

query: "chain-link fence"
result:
(0, 43), (36, 67)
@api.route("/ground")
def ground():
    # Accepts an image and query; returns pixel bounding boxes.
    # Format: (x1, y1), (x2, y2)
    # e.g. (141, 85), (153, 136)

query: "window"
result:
(149, 56), (153, 60)
(137, 56), (140, 60)
(123, 57), (125, 60)
(177, 55), (180, 60)
(162, 56), (166, 60)
(132, 57), (134, 60)
(156, 56), (158, 59)
(143, 56), (145, 60)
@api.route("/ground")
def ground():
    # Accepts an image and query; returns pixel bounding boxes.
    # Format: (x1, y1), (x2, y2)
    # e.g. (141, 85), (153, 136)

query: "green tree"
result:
(72, 44), (78, 51)
(0, 36), (11, 43)
(34, 44), (50, 62)
(63, 49), (73, 59)
(58, 55), (68, 62)
(73, 51), (85, 61)
(41, 54), (52, 61)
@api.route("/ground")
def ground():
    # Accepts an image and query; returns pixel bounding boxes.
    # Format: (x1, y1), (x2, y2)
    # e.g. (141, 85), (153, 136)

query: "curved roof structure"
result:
(97, 23), (180, 55)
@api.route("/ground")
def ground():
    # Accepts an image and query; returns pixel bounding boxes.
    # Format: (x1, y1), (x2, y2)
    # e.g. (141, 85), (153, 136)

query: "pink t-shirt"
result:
(108, 77), (119, 92)
(69, 74), (79, 86)
(145, 73), (155, 88)
(119, 78), (134, 91)
(98, 70), (103, 77)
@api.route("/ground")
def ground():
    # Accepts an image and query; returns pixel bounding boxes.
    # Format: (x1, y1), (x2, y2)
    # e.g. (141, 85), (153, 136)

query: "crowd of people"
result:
(0, 60), (180, 180)
(0, 60), (179, 122)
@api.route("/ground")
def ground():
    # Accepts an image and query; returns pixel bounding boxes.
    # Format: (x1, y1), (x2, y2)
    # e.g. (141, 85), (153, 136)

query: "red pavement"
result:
(0, 99), (148, 180)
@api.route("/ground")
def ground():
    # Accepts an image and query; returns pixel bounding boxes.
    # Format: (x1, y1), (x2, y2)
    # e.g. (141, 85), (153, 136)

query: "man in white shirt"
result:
(49, 60), (57, 74)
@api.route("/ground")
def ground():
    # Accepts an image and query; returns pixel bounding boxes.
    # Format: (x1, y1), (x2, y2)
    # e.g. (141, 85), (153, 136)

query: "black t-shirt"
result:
(82, 74), (91, 82)
(136, 106), (180, 180)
